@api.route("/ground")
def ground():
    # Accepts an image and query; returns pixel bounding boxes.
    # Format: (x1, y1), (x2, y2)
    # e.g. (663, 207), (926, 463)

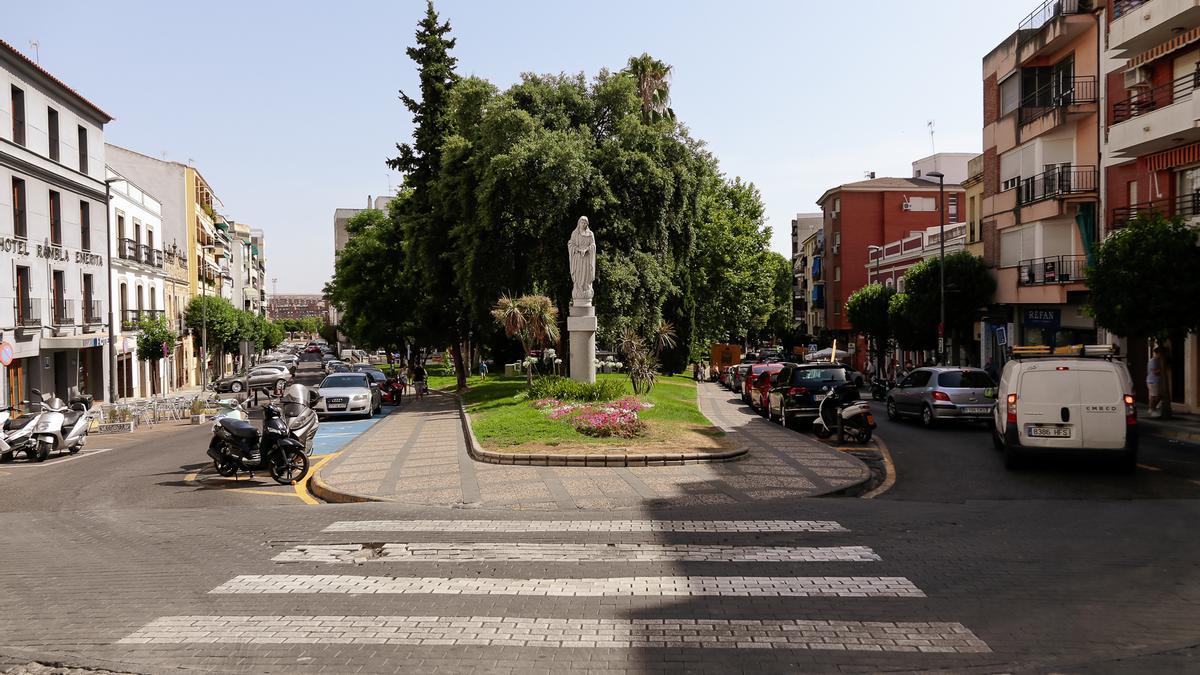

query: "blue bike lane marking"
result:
(310, 406), (400, 456)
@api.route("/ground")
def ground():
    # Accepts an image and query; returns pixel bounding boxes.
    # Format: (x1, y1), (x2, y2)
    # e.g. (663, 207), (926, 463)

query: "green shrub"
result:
(527, 376), (624, 402)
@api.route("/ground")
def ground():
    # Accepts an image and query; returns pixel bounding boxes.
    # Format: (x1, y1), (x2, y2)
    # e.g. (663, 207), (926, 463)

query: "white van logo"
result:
(1085, 405), (1118, 413)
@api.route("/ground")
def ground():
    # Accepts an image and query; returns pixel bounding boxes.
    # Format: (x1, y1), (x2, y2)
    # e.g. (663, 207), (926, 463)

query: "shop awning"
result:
(40, 334), (110, 350)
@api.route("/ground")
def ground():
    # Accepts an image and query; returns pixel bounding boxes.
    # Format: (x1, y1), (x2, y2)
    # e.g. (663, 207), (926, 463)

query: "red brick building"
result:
(815, 177), (965, 336)
(267, 294), (327, 321)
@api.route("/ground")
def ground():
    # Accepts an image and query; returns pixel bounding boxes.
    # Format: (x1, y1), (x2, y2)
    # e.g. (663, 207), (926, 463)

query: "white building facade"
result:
(0, 40), (112, 406)
(107, 168), (167, 398)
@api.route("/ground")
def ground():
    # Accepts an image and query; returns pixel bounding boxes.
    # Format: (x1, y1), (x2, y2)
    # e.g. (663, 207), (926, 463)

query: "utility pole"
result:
(928, 171), (946, 365)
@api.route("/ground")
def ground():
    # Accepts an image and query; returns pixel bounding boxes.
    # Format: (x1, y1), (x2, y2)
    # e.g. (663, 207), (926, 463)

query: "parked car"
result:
(314, 372), (381, 418)
(327, 362), (351, 374)
(213, 366), (294, 394)
(742, 363), (779, 404)
(258, 359), (297, 375)
(886, 367), (995, 428)
(767, 363), (851, 428)
(992, 348), (1136, 471)
(305, 344), (320, 354)
(840, 364), (865, 388)
(750, 363), (787, 413)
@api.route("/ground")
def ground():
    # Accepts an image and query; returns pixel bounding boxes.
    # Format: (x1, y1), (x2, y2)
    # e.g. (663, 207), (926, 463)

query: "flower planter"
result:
(97, 421), (135, 434)
(190, 414), (207, 425)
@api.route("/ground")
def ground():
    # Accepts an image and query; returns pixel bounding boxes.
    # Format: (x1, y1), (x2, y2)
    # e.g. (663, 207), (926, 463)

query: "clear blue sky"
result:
(4, 0), (1034, 294)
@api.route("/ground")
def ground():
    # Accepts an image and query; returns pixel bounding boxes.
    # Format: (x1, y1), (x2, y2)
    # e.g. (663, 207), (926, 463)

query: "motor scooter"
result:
(209, 385), (319, 455)
(813, 382), (876, 443)
(206, 398), (309, 484)
(870, 378), (894, 401)
(1, 402), (42, 463)
(30, 389), (91, 462)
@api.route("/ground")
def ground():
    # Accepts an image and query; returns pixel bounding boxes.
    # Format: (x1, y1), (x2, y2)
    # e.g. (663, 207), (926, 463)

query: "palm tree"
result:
(624, 53), (675, 124)
(491, 294), (561, 386)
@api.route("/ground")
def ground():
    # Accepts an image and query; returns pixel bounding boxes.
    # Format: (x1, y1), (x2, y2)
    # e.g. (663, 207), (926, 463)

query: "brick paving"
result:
(312, 384), (869, 509)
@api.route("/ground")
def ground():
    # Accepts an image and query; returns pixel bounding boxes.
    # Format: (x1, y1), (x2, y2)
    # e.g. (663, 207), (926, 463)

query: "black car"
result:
(767, 363), (850, 428)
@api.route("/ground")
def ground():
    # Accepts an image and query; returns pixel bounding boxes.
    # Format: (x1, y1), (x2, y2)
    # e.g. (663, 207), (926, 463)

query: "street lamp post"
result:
(867, 245), (883, 285)
(199, 244), (216, 391)
(927, 171), (946, 365)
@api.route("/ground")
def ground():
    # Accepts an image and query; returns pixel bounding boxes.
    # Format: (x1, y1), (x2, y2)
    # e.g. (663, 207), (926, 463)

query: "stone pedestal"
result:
(567, 299), (597, 384)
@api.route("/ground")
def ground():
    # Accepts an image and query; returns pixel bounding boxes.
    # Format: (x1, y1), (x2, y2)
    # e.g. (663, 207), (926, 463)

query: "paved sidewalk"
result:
(311, 383), (869, 510)
(1137, 404), (1200, 443)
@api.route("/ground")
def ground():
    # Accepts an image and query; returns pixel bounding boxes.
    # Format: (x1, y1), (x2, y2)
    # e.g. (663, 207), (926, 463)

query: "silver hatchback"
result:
(886, 367), (996, 427)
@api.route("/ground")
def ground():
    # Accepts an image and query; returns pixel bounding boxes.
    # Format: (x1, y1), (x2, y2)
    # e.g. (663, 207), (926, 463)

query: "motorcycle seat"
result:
(219, 417), (259, 440)
(61, 410), (85, 427)
(3, 415), (35, 431)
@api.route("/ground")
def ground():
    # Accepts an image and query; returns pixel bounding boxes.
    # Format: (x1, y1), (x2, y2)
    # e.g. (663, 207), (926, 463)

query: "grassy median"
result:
(438, 372), (729, 454)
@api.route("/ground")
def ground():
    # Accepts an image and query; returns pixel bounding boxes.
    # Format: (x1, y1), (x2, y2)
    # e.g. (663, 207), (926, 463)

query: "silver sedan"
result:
(314, 373), (381, 418)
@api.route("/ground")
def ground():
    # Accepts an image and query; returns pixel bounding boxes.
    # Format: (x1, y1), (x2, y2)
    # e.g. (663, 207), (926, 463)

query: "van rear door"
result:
(1017, 366), (1083, 448)
(1076, 367), (1126, 449)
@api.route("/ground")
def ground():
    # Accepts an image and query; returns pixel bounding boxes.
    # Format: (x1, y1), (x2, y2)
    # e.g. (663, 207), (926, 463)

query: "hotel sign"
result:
(0, 237), (103, 266)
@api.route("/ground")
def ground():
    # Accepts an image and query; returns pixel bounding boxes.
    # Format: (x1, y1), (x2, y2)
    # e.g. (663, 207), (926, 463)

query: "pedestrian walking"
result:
(692, 362), (700, 381)
(479, 360), (488, 380)
(1147, 347), (1164, 417)
(865, 359), (876, 386)
(413, 363), (428, 400)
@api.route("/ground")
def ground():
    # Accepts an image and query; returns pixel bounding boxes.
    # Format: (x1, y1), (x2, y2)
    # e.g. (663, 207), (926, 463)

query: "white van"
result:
(992, 346), (1138, 471)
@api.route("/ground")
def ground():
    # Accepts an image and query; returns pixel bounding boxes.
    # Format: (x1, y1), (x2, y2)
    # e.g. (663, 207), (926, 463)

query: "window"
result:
(834, 266), (841, 282)
(949, 195), (958, 220)
(16, 266), (31, 324)
(119, 282), (127, 317)
(908, 196), (937, 211)
(80, 201), (90, 251)
(77, 125), (88, 173)
(83, 273), (95, 321)
(47, 108), (59, 161)
(52, 270), (65, 324)
(117, 213), (125, 242)
(150, 287), (157, 311)
(938, 370), (996, 388)
(49, 190), (62, 245)
(10, 86), (25, 145)
(1002, 176), (1020, 192)
(999, 75), (1019, 116)
(11, 178), (26, 238)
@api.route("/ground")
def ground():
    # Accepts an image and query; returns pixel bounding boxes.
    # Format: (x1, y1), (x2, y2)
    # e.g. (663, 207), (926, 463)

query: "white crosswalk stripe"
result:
(119, 615), (990, 652)
(210, 574), (925, 597)
(323, 519), (848, 533)
(273, 543), (881, 563)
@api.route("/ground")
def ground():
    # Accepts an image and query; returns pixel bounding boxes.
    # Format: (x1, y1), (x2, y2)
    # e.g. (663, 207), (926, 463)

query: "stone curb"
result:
(451, 392), (749, 467)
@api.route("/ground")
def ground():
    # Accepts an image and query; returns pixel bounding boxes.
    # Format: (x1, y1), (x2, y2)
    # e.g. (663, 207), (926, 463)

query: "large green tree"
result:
(846, 283), (895, 373)
(892, 252), (995, 363)
(386, 0), (470, 391)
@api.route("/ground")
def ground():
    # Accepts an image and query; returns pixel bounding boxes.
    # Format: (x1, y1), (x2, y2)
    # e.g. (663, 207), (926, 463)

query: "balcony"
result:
(1016, 165), (1097, 205)
(15, 298), (40, 328)
(83, 300), (104, 326)
(1109, 0), (1200, 59)
(1109, 71), (1200, 157)
(1018, 76), (1098, 126)
(121, 309), (165, 332)
(118, 238), (141, 263)
(1111, 191), (1200, 228)
(1017, 255), (1088, 286)
(1017, 0), (1095, 63)
(51, 299), (75, 326)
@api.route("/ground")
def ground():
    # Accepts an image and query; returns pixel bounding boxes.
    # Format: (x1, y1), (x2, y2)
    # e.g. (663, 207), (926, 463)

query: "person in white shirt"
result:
(1147, 347), (1163, 417)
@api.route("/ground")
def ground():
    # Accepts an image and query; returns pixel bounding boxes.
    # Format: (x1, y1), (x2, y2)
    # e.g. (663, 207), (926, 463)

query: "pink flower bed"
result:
(531, 396), (652, 437)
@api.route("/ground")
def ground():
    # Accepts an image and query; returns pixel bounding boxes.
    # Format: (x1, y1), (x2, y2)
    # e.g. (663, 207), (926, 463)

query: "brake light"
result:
(1006, 393), (1018, 424)
(1056, 366), (1070, 371)
(787, 386), (809, 397)
(1123, 393), (1137, 426)
(931, 390), (951, 402)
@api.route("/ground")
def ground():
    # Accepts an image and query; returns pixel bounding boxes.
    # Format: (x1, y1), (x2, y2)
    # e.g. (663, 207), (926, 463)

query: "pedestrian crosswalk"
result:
(119, 517), (992, 657)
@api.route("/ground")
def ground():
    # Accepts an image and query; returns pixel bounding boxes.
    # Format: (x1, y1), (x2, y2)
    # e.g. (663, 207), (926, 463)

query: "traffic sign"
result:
(0, 341), (13, 366)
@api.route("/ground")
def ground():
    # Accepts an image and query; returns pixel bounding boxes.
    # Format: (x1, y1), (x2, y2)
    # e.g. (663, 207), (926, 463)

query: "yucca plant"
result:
(492, 294), (561, 386)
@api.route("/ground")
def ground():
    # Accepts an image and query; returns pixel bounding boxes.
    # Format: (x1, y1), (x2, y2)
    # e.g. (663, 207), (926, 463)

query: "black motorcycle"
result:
(870, 378), (894, 401)
(207, 401), (310, 484)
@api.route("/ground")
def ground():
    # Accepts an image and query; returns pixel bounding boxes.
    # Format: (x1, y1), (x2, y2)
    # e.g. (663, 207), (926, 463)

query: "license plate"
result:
(1028, 425), (1071, 438)
(962, 406), (991, 415)
(814, 394), (826, 401)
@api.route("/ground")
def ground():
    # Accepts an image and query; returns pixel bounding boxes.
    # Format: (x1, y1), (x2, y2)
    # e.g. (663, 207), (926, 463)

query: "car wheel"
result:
(886, 398), (899, 421)
(921, 405), (937, 428)
(231, 381), (243, 393)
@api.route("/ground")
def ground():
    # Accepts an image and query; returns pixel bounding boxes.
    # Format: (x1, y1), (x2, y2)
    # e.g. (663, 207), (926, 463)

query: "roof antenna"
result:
(927, 120), (936, 154)
(28, 40), (39, 64)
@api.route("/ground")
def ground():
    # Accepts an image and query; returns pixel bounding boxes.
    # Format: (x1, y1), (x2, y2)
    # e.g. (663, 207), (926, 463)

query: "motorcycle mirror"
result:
(31, 389), (41, 397)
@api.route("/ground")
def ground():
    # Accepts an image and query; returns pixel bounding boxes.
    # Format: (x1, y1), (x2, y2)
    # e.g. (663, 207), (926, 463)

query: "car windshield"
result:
(322, 375), (367, 388)
(791, 367), (847, 385)
(364, 371), (386, 382)
(938, 370), (994, 388)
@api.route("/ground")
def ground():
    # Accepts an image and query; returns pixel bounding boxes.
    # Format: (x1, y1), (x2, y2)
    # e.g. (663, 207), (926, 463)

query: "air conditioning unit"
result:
(902, 201), (913, 211)
(1123, 68), (1149, 89)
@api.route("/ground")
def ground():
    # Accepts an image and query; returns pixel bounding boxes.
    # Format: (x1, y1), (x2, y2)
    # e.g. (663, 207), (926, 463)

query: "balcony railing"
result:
(1111, 192), (1200, 229)
(118, 238), (142, 263)
(1112, 0), (1150, 20)
(1018, 0), (1088, 43)
(1018, 76), (1098, 124)
(121, 309), (165, 332)
(1017, 255), (1088, 286)
(1112, 70), (1200, 124)
(51, 299), (75, 326)
(15, 298), (41, 327)
(83, 300), (103, 325)
(1016, 165), (1097, 205)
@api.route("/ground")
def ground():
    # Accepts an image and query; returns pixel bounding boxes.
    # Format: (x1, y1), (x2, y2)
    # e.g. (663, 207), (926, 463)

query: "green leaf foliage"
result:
(846, 283), (895, 344)
(527, 376), (625, 402)
(890, 252), (994, 351)
(1086, 211), (1200, 338)
(136, 315), (176, 363)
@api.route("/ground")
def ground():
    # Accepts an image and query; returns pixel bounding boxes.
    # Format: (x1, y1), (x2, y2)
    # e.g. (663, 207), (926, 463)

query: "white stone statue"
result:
(568, 216), (596, 299)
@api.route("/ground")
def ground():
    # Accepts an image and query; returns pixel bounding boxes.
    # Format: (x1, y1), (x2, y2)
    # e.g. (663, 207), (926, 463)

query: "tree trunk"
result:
(450, 338), (468, 393)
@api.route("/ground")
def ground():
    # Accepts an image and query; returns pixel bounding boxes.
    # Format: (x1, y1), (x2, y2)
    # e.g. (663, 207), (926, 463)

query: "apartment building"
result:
(814, 161), (967, 339)
(795, 228), (826, 340)
(1104, 0), (1200, 410)
(980, 0), (1102, 367)
(106, 168), (168, 398)
(962, 154), (986, 257)
(790, 213), (822, 337)
(0, 40), (112, 406)
(106, 144), (228, 384)
(268, 294), (327, 320)
(228, 221), (266, 315)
